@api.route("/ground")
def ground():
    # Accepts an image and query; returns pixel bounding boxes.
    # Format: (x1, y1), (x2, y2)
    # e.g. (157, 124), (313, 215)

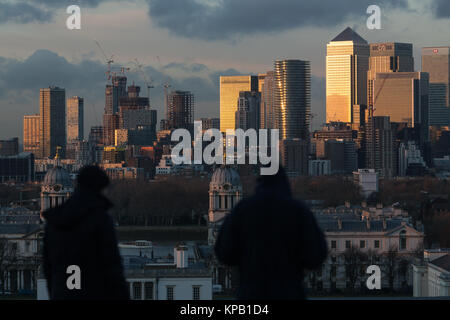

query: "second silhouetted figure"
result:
(215, 166), (328, 299)
(43, 165), (129, 300)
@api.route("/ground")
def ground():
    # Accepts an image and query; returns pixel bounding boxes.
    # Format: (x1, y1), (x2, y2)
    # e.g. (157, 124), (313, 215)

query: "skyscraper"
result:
(166, 91), (194, 132)
(220, 76), (258, 132)
(326, 27), (369, 123)
(103, 76), (127, 147)
(67, 96), (84, 142)
(39, 87), (66, 158)
(422, 46), (450, 126)
(235, 91), (261, 130)
(105, 75), (127, 114)
(274, 59), (311, 140)
(260, 71), (275, 129)
(373, 72), (429, 146)
(365, 114), (394, 178)
(367, 42), (414, 107)
(23, 114), (40, 156)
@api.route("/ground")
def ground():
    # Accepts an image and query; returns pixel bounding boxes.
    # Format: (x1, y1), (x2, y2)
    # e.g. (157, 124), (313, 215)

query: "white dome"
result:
(210, 166), (241, 188)
(43, 166), (72, 187)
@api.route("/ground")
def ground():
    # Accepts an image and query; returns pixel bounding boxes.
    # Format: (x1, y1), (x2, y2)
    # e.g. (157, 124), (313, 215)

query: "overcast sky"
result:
(1, 0), (449, 140)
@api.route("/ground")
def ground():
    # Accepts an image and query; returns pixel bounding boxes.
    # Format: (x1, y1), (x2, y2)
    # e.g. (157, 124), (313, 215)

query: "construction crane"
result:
(94, 39), (114, 81)
(163, 82), (171, 120)
(133, 58), (154, 107)
(157, 56), (173, 119)
(369, 72), (391, 118)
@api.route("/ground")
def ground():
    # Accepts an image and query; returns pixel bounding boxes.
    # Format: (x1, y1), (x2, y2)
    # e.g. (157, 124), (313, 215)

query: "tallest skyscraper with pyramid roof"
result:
(326, 27), (369, 123)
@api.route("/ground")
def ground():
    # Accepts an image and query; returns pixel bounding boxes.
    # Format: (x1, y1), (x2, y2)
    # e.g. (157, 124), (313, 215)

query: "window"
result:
(133, 282), (142, 300)
(331, 240), (337, 249)
(331, 266), (337, 277)
(399, 230), (407, 250)
(374, 240), (380, 249)
(144, 282), (154, 300)
(345, 240), (351, 249)
(192, 286), (200, 300)
(360, 240), (365, 249)
(166, 286), (174, 300)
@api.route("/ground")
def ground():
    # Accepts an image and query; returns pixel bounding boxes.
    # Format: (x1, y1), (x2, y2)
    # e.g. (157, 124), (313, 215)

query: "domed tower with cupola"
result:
(208, 166), (242, 245)
(40, 152), (73, 219)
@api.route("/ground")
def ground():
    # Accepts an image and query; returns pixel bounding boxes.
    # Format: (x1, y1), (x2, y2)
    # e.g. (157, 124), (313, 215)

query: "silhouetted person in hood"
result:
(214, 166), (327, 300)
(43, 166), (129, 300)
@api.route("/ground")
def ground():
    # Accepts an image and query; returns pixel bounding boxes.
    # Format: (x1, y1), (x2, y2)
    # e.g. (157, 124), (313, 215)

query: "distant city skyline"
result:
(1, 0), (450, 140)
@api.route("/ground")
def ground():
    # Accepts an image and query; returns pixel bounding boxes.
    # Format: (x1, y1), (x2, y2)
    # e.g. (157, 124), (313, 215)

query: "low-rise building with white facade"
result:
(353, 169), (379, 198)
(307, 212), (424, 293)
(413, 249), (450, 297)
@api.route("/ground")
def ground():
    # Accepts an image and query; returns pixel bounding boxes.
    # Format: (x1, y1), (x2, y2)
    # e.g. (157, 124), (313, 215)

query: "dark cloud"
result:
(432, 0), (450, 18)
(0, 0), (116, 25)
(33, 0), (112, 7)
(146, 0), (409, 41)
(0, 1), (52, 24)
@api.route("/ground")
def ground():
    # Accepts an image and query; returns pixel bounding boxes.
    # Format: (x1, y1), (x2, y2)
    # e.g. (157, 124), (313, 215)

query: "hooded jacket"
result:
(42, 189), (129, 300)
(214, 168), (328, 300)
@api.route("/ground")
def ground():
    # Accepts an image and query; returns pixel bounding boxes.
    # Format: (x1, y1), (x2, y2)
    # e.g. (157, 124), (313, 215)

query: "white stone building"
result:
(353, 169), (379, 198)
(308, 213), (424, 292)
(413, 249), (450, 297)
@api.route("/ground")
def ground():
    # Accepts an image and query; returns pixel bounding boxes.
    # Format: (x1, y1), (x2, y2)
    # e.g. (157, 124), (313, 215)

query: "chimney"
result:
(174, 243), (189, 268)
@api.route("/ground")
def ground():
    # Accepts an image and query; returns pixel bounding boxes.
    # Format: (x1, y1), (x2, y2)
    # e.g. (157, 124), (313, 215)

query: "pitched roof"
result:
(331, 27), (368, 44)
(431, 254), (450, 272)
(0, 224), (41, 236)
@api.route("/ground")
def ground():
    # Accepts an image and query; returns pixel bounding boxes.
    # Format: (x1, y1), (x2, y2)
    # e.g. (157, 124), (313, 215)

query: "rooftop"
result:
(331, 27), (367, 44)
(430, 254), (450, 272)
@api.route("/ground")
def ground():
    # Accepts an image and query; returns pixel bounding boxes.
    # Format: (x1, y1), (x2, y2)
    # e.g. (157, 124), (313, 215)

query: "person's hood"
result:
(255, 166), (292, 199)
(42, 189), (113, 229)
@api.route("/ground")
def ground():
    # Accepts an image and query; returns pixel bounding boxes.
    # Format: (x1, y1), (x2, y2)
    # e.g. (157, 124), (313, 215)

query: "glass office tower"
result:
(326, 27), (369, 123)
(220, 76), (258, 133)
(422, 46), (450, 126)
(274, 59), (311, 140)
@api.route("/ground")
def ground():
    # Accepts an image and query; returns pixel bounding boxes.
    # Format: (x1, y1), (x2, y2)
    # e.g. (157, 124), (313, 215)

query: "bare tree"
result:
(0, 238), (18, 294)
(384, 245), (398, 292)
(343, 247), (367, 293)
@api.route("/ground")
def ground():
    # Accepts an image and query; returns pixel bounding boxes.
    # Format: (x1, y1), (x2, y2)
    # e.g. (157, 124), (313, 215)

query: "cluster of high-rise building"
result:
(322, 27), (450, 179)
(0, 27), (446, 184)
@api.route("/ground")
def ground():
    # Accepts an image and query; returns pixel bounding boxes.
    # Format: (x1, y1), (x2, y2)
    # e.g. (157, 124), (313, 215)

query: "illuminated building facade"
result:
(326, 27), (369, 123)
(220, 76), (258, 133)
(422, 46), (450, 127)
(274, 59), (311, 140)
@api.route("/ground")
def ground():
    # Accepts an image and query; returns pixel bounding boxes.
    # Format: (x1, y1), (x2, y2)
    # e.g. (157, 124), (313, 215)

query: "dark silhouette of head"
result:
(256, 165), (292, 197)
(76, 165), (110, 193)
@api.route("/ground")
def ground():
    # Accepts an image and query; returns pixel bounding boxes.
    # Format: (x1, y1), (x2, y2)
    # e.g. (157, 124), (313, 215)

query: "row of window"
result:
(330, 239), (381, 250)
(129, 282), (201, 300)
(330, 233), (408, 251)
